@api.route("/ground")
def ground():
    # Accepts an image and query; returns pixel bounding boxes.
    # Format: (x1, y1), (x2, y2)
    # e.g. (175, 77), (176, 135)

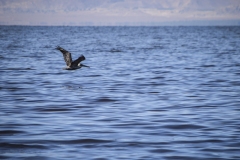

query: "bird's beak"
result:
(81, 64), (90, 68)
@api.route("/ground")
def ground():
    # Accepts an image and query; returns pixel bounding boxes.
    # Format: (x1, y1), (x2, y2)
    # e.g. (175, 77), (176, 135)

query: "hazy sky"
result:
(0, 0), (240, 26)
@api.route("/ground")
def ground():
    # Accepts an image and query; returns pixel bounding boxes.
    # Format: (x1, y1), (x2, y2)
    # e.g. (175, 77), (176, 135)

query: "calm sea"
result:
(0, 26), (240, 160)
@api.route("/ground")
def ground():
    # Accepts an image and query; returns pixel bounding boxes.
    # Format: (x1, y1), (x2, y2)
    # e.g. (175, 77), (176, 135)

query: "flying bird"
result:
(56, 46), (89, 70)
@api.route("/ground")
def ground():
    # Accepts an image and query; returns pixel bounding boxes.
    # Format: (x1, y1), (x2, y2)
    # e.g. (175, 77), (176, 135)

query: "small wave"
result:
(36, 107), (71, 112)
(43, 45), (52, 48)
(0, 155), (11, 159)
(0, 143), (47, 149)
(109, 48), (122, 53)
(164, 155), (199, 160)
(0, 68), (35, 71)
(148, 91), (160, 94)
(201, 64), (216, 68)
(85, 74), (102, 77)
(230, 81), (240, 86)
(62, 85), (83, 90)
(149, 148), (175, 153)
(174, 139), (224, 144)
(0, 130), (25, 136)
(151, 76), (165, 80)
(184, 67), (196, 70)
(61, 138), (112, 144)
(162, 124), (205, 130)
(119, 141), (168, 147)
(95, 97), (117, 102)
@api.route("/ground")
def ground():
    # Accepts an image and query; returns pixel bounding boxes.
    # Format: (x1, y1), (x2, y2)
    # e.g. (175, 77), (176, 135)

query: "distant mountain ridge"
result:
(0, 0), (239, 25)
(1, 0), (239, 13)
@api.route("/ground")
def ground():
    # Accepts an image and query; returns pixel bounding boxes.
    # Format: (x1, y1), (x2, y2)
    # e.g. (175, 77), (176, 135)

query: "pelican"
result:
(56, 46), (89, 70)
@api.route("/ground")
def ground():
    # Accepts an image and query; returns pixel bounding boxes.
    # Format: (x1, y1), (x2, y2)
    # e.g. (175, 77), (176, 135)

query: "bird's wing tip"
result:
(55, 46), (61, 50)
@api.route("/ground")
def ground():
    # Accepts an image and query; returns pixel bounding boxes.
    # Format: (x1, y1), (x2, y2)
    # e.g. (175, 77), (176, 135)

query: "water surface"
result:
(0, 26), (240, 160)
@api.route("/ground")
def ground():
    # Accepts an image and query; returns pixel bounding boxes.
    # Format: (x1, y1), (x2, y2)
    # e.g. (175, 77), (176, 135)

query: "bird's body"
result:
(56, 46), (89, 70)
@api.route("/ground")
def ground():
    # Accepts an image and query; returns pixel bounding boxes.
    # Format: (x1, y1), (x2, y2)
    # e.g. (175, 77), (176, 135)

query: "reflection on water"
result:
(0, 26), (240, 160)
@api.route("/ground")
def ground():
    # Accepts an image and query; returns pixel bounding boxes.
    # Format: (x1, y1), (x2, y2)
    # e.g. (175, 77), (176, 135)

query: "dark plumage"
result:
(56, 46), (89, 70)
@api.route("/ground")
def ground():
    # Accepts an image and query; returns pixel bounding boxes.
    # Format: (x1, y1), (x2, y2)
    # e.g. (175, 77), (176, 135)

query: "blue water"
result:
(0, 26), (240, 160)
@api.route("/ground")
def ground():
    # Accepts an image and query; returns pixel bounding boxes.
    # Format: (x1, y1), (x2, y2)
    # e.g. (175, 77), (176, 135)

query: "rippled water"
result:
(1, 26), (240, 160)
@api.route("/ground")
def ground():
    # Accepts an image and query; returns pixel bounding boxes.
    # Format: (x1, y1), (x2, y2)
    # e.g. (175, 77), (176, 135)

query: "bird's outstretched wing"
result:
(56, 46), (72, 66)
(71, 55), (85, 67)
